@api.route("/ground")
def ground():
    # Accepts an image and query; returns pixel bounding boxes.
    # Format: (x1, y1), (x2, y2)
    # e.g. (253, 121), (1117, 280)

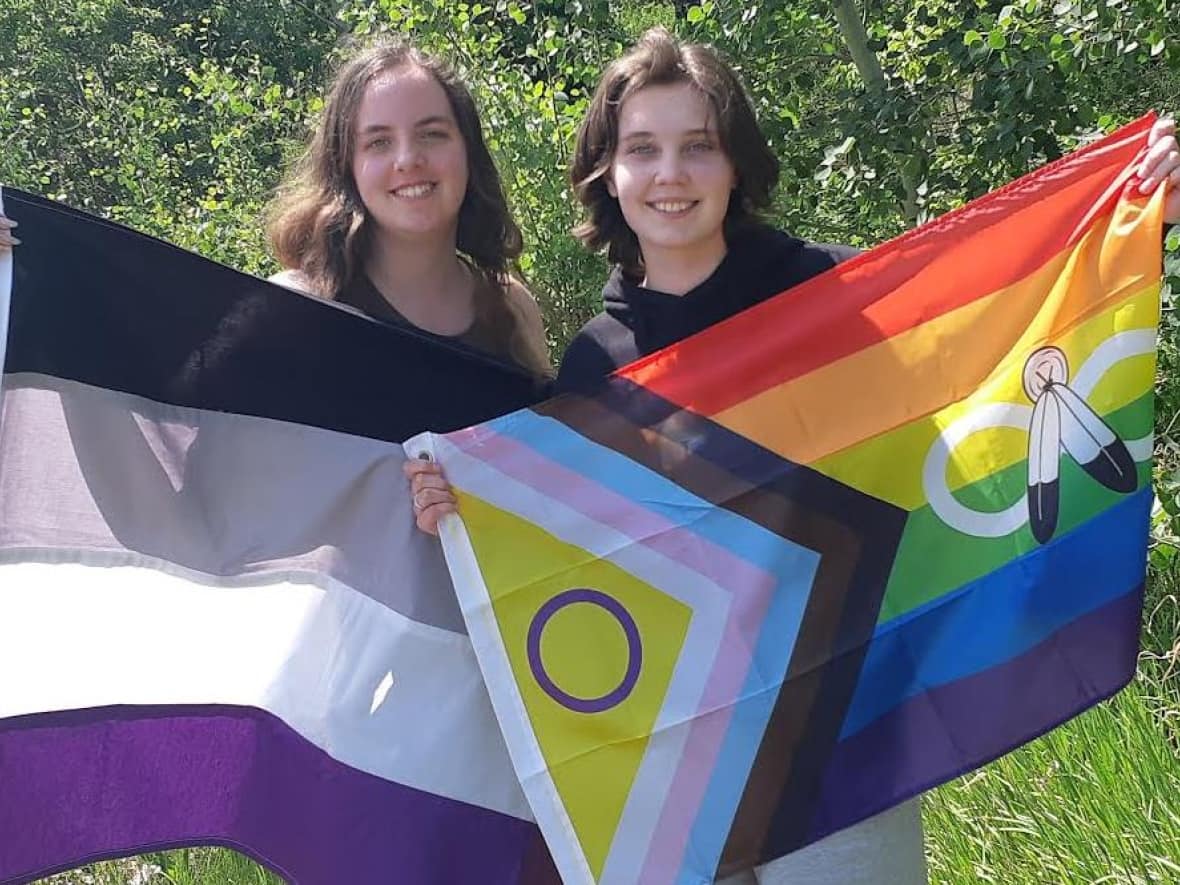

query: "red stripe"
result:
(619, 115), (1156, 417)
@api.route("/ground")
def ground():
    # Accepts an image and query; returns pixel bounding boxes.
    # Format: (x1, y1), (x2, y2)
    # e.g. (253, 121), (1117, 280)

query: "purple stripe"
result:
(806, 586), (1142, 843)
(0, 705), (557, 885)
(445, 425), (777, 603)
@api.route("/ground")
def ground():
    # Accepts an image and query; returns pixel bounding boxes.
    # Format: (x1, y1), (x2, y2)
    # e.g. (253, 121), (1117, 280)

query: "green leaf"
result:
(964, 29), (983, 46)
(988, 30), (1008, 50)
(686, 5), (704, 23)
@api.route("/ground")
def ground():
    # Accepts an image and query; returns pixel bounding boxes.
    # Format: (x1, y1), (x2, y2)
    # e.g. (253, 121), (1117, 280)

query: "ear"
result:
(605, 165), (618, 198)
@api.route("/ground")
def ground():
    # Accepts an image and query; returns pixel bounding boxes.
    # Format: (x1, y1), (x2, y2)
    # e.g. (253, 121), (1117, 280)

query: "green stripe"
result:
(879, 392), (1153, 624)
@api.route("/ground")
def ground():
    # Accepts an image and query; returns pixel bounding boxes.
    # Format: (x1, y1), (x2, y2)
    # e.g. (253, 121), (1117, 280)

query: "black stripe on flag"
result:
(2, 189), (549, 443)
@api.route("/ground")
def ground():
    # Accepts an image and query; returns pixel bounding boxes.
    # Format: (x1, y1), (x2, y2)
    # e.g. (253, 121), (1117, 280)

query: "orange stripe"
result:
(708, 188), (1163, 471)
(619, 115), (1156, 418)
(812, 284), (1158, 510)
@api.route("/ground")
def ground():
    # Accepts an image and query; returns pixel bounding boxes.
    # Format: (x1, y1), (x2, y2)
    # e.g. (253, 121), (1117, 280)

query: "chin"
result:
(647, 234), (711, 252)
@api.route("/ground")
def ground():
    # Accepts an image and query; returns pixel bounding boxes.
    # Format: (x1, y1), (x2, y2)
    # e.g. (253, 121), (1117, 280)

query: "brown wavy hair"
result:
(570, 27), (780, 277)
(267, 38), (523, 299)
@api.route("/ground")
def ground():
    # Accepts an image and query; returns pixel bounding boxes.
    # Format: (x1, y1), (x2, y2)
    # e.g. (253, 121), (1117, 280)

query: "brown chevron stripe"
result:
(535, 382), (905, 872)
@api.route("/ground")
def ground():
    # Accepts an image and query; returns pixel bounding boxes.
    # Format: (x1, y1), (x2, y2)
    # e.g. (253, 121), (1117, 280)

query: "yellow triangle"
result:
(459, 491), (692, 879)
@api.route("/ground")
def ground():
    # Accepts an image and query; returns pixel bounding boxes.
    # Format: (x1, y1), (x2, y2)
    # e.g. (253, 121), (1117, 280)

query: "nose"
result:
(393, 139), (422, 171)
(654, 151), (687, 185)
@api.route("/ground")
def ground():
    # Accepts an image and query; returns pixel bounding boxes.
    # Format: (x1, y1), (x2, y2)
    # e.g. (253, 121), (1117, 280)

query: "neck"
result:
(364, 229), (476, 336)
(639, 234), (728, 296)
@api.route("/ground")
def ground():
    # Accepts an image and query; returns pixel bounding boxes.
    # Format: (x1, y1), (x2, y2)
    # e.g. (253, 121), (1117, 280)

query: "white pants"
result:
(715, 798), (927, 885)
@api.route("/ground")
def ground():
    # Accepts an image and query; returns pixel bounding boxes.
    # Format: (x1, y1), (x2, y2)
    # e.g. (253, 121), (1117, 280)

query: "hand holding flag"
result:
(1138, 115), (1180, 223)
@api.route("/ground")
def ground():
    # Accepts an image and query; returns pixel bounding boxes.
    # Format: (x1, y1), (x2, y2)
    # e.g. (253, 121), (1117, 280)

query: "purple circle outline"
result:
(526, 588), (642, 714)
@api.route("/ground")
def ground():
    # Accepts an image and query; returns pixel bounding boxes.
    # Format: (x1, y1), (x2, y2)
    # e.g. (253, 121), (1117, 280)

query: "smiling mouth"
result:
(392, 183), (436, 199)
(648, 200), (698, 214)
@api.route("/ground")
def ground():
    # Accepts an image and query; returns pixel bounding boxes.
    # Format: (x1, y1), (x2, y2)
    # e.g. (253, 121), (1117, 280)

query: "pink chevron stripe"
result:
(448, 425), (776, 882)
(446, 425), (776, 608)
(638, 611), (758, 883)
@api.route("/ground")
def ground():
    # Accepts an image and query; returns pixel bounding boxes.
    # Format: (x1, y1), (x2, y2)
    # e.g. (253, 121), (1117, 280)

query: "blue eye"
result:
(627, 143), (655, 155)
(421, 129), (449, 141)
(687, 141), (715, 153)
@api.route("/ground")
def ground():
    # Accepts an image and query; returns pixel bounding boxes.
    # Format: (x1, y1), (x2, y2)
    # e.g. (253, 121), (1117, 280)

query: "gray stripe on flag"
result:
(0, 373), (467, 634)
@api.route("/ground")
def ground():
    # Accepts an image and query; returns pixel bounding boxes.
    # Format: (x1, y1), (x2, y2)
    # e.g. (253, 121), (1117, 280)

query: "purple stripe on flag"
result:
(0, 705), (558, 885)
(806, 585), (1142, 844)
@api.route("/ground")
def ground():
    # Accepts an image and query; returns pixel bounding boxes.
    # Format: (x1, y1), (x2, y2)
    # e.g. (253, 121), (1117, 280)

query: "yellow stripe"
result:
(812, 284), (1157, 509)
(709, 191), (1162, 510)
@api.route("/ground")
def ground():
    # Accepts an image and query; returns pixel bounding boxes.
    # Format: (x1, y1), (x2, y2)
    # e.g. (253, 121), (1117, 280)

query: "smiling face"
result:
(350, 65), (469, 244)
(607, 81), (737, 274)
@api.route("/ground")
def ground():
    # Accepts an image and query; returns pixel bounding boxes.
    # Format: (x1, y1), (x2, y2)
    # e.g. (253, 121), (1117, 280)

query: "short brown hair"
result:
(267, 38), (522, 298)
(570, 27), (780, 276)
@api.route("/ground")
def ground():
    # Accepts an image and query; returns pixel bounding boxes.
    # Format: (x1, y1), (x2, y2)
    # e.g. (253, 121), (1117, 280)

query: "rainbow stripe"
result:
(415, 114), (1163, 884)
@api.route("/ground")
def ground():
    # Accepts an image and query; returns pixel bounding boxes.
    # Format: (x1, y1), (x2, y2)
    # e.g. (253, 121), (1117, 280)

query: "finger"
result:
(1137, 133), (1175, 178)
(1148, 117), (1177, 146)
(0, 235), (18, 247)
(416, 501), (457, 535)
(411, 473), (452, 495)
(402, 458), (443, 478)
(1139, 144), (1180, 193)
(416, 511), (440, 535)
(0, 218), (17, 229)
(1146, 151), (1180, 193)
(412, 487), (456, 511)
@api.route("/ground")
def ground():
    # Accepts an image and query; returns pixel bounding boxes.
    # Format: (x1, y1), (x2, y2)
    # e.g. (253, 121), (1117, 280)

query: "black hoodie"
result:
(554, 225), (858, 395)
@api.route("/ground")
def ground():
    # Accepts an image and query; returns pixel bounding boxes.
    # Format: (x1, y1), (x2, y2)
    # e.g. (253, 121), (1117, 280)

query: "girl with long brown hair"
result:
(266, 38), (551, 379)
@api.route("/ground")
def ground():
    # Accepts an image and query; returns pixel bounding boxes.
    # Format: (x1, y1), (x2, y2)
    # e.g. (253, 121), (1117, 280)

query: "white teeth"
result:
(394, 183), (434, 198)
(651, 201), (694, 213)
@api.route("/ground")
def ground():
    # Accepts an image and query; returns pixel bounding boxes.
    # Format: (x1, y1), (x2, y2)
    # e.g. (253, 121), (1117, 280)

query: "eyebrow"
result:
(358, 116), (457, 136)
(413, 115), (457, 128)
(619, 128), (715, 140)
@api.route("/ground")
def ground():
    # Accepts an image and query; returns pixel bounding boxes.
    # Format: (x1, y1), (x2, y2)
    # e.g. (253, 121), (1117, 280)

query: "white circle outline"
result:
(923, 329), (1157, 537)
(923, 403), (1032, 537)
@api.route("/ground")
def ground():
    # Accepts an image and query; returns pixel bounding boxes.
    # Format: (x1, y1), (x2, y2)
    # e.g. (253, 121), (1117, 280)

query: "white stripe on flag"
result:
(0, 557), (532, 820)
(0, 187), (10, 400)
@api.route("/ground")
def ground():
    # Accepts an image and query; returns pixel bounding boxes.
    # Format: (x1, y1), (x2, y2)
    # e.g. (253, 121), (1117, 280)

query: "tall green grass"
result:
(37, 847), (281, 885)
(924, 600), (1180, 883)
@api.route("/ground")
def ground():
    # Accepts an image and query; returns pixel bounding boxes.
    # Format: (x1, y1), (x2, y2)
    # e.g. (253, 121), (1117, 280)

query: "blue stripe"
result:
(840, 488), (1151, 739)
(486, 409), (821, 590)
(677, 556), (810, 884)
(484, 409), (822, 883)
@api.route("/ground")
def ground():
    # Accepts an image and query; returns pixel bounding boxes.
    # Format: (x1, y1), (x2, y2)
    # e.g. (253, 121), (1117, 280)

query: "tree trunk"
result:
(832, 0), (921, 224)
